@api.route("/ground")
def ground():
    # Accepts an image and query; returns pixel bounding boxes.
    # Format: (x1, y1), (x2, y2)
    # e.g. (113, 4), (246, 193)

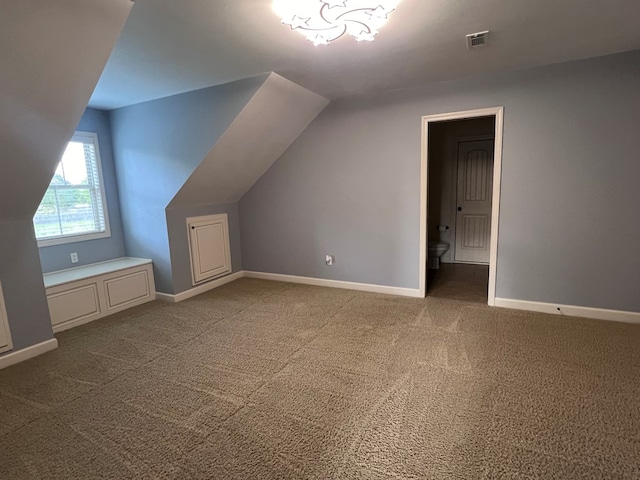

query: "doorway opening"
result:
(419, 107), (504, 305)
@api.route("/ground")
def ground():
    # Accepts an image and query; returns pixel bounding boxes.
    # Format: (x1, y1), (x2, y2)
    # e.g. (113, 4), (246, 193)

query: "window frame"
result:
(35, 131), (111, 248)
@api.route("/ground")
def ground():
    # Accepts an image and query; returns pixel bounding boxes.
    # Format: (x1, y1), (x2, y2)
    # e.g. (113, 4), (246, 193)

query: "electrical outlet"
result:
(325, 254), (335, 266)
(70, 252), (79, 264)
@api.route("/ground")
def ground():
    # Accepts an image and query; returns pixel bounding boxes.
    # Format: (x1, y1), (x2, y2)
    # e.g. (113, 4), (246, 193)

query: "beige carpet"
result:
(0, 278), (639, 479)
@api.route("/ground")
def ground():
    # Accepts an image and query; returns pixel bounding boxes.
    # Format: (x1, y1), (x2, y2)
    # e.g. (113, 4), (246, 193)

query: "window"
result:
(34, 131), (110, 247)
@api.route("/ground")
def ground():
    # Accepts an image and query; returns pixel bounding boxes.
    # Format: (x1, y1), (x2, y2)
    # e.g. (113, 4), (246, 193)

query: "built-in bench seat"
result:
(43, 258), (155, 333)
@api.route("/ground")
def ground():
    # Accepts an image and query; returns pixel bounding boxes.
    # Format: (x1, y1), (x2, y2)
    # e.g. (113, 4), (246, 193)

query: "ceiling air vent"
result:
(466, 31), (489, 50)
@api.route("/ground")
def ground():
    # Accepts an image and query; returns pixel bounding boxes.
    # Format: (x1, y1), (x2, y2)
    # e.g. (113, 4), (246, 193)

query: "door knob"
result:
(457, 207), (462, 211)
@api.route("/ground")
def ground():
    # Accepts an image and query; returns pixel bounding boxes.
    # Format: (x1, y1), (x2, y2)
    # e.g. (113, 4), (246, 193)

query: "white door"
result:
(0, 280), (13, 354)
(454, 140), (494, 264)
(187, 214), (232, 285)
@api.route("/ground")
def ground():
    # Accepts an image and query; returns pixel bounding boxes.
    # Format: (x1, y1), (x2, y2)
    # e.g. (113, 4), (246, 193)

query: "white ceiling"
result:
(89, 0), (640, 110)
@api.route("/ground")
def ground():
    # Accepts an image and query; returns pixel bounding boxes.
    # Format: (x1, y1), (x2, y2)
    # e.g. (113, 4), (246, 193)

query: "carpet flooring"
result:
(1, 278), (639, 479)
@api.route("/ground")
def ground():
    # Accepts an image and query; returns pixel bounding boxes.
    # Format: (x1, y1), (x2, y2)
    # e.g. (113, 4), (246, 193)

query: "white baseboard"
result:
(156, 271), (245, 303)
(0, 338), (59, 370)
(158, 273), (639, 324)
(494, 298), (640, 325)
(157, 270), (421, 303)
(244, 271), (422, 298)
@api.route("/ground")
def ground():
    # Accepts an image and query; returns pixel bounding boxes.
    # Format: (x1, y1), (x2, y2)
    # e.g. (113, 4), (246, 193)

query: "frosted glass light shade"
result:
(272, 0), (401, 46)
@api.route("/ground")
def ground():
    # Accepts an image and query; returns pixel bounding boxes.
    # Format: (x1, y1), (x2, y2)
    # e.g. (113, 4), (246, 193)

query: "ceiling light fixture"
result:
(272, 0), (401, 46)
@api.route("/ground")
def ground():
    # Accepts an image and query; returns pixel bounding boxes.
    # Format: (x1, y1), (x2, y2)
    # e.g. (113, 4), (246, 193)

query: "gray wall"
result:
(0, 0), (132, 358)
(429, 117), (495, 264)
(110, 76), (266, 294)
(240, 50), (640, 313)
(0, 220), (53, 350)
(166, 204), (243, 294)
(0, 0), (132, 221)
(39, 108), (126, 273)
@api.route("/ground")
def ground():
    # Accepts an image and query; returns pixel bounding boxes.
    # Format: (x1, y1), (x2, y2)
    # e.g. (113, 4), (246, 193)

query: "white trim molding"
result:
(420, 106), (504, 306)
(494, 298), (640, 325)
(156, 271), (245, 303)
(0, 338), (58, 370)
(244, 271), (422, 297)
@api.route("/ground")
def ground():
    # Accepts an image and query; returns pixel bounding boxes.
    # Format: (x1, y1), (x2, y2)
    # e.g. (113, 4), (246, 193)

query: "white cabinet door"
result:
(0, 281), (13, 354)
(104, 268), (153, 311)
(187, 214), (232, 285)
(47, 282), (101, 327)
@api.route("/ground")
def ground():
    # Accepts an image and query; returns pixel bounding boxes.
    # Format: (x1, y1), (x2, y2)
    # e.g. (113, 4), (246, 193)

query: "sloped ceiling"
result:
(169, 73), (329, 208)
(0, 0), (133, 220)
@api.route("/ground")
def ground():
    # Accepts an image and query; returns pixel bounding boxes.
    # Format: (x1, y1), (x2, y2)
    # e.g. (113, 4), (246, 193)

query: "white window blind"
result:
(34, 132), (110, 246)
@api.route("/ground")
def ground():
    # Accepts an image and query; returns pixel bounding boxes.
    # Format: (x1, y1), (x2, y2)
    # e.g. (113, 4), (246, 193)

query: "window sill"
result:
(37, 230), (111, 248)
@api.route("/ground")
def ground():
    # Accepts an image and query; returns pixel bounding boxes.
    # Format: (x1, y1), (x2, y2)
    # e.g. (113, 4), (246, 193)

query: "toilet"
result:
(428, 241), (450, 269)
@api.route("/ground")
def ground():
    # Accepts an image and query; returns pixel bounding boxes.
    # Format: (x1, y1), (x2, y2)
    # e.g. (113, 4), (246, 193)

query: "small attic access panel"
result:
(0, 281), (13, 355)
(187, 214), (232, 285)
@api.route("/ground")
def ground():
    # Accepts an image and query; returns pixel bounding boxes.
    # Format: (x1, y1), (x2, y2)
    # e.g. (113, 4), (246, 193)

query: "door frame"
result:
(419, 106), (504, 305)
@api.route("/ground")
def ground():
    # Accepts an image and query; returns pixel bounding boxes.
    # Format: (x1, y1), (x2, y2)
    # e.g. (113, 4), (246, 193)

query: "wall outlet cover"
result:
(70, 252), (79, 263)
(325, 254), (335, 266)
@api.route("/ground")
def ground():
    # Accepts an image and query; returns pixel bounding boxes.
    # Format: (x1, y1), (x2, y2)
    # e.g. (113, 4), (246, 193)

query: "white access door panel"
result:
(0, 280), (13, 354)
(188, 214), (232, 285)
